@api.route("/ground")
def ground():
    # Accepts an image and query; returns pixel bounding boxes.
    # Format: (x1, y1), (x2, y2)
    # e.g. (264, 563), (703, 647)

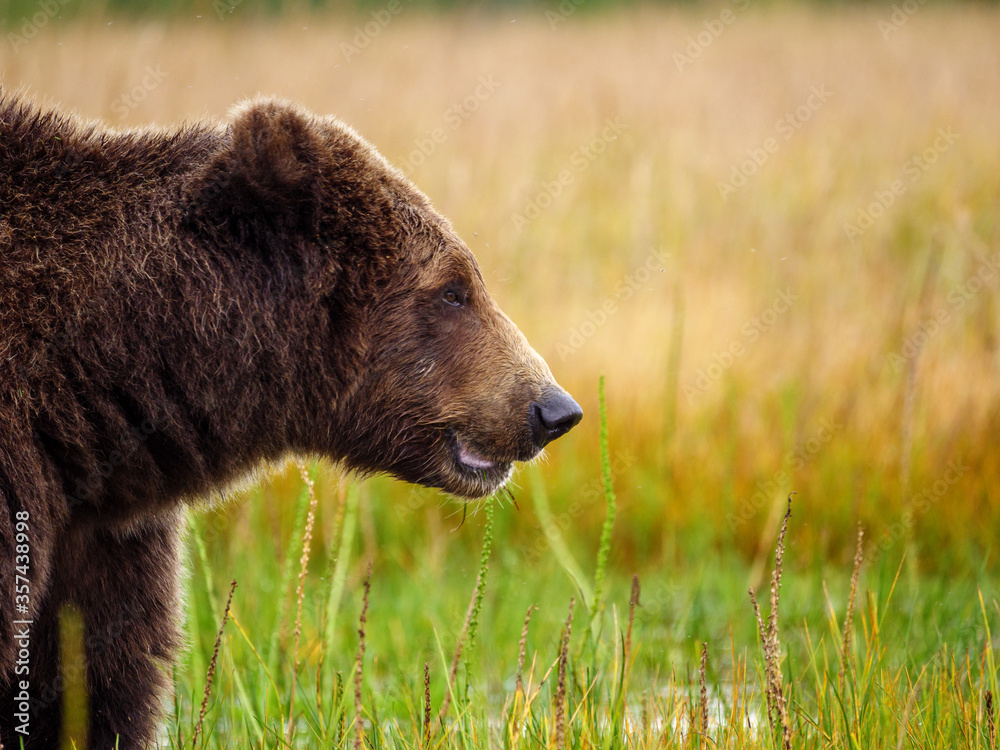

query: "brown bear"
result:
(0, 90), (581, 748)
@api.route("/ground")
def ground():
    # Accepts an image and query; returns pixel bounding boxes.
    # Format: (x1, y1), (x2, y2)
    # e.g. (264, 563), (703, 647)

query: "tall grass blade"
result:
(591, 375), (617, 639)
(263, 463), (315, 690)
(323, 482), (361, 658)
(189, 517), (263, 745)
(529, 462), (593, 609)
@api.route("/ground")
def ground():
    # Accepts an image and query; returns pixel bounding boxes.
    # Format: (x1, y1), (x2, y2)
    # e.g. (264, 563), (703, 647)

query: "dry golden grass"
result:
(3, 4), (998, 562)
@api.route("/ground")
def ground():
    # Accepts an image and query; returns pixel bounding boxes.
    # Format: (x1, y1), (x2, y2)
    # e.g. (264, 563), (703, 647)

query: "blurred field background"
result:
(3, 1), (1000, 746)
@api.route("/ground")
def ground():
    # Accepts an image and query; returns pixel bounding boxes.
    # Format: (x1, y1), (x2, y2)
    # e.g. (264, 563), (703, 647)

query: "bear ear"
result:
(186, 99), (324, 240)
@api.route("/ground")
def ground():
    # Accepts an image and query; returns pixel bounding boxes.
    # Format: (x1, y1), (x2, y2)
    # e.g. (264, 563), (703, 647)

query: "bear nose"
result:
(530, 389), (583, 449)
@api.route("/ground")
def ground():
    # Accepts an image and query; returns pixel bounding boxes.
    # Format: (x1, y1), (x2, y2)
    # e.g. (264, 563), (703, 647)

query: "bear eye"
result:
(441, 289), (463, 307)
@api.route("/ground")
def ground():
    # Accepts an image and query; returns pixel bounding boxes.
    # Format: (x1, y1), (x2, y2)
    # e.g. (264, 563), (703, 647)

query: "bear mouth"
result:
(449, 432), (515, 495)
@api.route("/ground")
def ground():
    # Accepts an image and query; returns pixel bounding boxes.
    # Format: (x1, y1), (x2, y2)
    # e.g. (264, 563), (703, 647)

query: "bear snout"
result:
(529, 388), (583, 449)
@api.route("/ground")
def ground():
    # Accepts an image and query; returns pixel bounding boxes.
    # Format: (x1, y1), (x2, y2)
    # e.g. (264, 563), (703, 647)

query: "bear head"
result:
(184, 99), (582, 499)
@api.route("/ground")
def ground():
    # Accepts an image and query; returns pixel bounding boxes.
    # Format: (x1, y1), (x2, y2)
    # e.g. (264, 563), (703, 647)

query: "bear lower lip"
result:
(456, 439), (497, 471)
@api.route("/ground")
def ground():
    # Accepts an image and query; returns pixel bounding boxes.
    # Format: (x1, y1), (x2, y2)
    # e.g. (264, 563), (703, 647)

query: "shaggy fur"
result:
(0, 91), (580, 747)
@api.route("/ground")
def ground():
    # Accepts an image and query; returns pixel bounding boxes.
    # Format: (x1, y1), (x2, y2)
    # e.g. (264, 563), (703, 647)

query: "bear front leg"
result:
(0, 481), (64, 749)
(69, 512), (183, 750)
(0, 592), (64, 749)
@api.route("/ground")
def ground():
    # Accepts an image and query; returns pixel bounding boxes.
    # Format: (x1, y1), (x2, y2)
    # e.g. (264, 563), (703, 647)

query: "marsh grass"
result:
(10, 6), (997, 747)
(159, 381), (999, 749)
(191, 579), (237, 749)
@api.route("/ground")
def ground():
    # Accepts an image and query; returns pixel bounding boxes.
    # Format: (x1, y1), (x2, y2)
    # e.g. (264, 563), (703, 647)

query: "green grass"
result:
(19, 6), (998, 746)
(0, 0), (902, 31)
(0, 0), (720, 29)
(146, 381), (1000, 749)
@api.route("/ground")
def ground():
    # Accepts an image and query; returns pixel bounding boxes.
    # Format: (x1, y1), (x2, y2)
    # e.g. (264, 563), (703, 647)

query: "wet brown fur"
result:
(0, 90), (569, 747)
